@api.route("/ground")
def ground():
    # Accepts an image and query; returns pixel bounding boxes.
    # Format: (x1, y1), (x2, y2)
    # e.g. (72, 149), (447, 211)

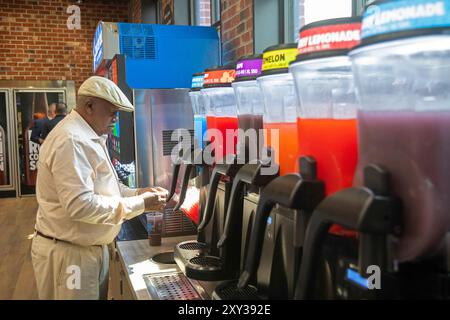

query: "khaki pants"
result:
(31, 233), (109, 300)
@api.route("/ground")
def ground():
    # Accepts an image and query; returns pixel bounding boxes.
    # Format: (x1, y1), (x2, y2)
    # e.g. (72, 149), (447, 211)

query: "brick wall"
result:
(221, 0), (253, 64)
(129, 0), (142, 23)
(0, 0), (129, 90)
(161, 0), (174, 24)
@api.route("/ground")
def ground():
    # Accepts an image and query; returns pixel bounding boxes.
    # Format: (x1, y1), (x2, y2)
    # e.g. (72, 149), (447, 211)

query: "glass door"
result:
(14, 90), (65, 196)
(0, 90), (14, 191)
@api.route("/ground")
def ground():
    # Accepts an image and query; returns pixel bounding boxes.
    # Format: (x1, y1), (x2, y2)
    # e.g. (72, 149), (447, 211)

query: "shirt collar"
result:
(69, 110), (107, 142)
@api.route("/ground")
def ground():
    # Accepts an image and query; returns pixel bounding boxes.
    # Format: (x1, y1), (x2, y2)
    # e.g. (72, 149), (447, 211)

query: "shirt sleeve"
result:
(48, 136), (145, 225)
(118, 183), (139, 197)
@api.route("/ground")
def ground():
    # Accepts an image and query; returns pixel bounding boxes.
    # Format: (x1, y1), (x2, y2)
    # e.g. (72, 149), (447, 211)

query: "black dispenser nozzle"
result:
(295, 164), (401, 299)
(217, 162), (280, 248)
(237, 157), (325, 289)
(197, 157), (244, 233)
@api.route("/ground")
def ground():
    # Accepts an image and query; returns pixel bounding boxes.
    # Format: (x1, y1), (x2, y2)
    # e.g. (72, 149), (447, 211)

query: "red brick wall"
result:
(221, 0), (253, 64)
(129, 0), (142, 23)
(0, 0), (129, 89)
(161, 0), (174, 24)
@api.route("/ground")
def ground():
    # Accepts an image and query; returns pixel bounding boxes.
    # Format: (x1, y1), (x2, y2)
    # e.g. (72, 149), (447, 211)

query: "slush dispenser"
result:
(232, 55), (264, 161)
(189, 72), (207, 150)
(297, 0), (450, 300)
(350, 0), (450, 262)
(201, 66), (238, 163)
(290, 17), (361, 196)
(290, 18), (361, 237)
(258, 44), (299, 175)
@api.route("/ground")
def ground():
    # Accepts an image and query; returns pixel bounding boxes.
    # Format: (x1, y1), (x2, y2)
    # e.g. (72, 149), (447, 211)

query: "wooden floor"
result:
(0, 197), (39, 300)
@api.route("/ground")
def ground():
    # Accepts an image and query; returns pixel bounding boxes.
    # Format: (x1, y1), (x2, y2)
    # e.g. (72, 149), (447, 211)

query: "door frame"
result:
(0, 89), (16, 192)
(13, 89), (67, 197)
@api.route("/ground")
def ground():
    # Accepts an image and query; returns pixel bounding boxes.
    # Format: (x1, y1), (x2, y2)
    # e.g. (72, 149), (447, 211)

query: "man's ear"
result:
(85, 98), (94, 114)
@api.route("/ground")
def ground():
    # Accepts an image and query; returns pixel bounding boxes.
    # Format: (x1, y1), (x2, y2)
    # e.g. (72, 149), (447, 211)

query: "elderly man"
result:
(31, 76), (168, 300)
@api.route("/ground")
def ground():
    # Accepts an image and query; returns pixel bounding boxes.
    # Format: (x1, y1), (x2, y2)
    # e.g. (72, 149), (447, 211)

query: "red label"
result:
(203, 69), (236, 86)
(298, 23), (361, 55)
(112, 59), (118, 85)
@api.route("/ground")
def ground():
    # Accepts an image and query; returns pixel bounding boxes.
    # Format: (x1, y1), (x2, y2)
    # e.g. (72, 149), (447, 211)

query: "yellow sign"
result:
(262, 48), (298, 71)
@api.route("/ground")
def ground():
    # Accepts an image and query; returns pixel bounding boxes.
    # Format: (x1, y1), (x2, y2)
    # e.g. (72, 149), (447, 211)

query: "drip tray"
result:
(190, 255), (222, 268)
(151, 252), (176, 265)
(185, 255), (232, 281)
(143, 271), (202, 300)
(212, 281), (260, 300)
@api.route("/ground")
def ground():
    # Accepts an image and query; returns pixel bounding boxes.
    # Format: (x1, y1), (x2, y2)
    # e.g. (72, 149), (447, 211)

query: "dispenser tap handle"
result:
(167, 163), (181, 202)
(173, 164), (195, 212)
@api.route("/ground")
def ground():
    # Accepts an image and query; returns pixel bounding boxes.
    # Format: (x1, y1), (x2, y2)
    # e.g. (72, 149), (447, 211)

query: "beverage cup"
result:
(146, 212), (163, 246)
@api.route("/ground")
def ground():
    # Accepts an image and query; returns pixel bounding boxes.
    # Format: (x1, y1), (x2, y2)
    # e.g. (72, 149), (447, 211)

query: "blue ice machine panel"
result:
(118, 23), (220, 89)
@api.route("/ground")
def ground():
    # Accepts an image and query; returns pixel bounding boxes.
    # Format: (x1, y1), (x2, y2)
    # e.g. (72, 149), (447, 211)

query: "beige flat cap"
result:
(78, 76), (134, 112)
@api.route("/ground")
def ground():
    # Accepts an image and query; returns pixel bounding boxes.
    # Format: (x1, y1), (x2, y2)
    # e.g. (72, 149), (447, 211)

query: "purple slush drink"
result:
(355, 110), (450, 261)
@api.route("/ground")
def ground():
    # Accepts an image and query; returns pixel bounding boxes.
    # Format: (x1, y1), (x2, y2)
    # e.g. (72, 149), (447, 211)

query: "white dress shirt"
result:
(35, 110), (145, 246)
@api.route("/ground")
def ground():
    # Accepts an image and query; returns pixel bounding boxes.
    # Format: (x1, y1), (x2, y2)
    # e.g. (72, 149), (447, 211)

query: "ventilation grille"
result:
(162, 129), (194, 156)
(163, 207), (197, 236)
(119, 23), (156, 60)
(120, 23), (155, 36)
(138, 208), (196, 237)
(143, 272), (201, 300)
(190, 256), (222, 268)
(215, 283), (259, 300)
(179, 242), (207, 250)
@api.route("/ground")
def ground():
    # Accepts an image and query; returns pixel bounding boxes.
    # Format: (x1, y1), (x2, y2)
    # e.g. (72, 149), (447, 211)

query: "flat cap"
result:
(78, 76), (134, 112)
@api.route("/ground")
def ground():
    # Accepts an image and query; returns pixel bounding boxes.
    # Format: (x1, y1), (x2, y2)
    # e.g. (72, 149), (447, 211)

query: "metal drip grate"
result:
(179, 242), (207, 250)
(143, 272), (201, 300)
(215, 283), (260, 300)
(190, 256), (222, 268)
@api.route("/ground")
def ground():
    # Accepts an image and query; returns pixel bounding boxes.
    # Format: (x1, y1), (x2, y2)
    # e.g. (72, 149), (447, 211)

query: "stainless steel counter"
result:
(115, 236), (220, 300)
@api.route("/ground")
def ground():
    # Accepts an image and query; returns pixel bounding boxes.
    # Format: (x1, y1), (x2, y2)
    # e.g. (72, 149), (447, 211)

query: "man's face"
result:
(88, 98), (119, 136)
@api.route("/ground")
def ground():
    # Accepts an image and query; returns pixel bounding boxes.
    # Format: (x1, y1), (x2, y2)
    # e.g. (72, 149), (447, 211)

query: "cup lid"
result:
(357, 0), (450, 48)
(260, 43), (298, 77)
(234, 54), (263, 82)
(293, 17), (362, 64)
(203, 65), (236, 88)
(190, 72), (204, 91)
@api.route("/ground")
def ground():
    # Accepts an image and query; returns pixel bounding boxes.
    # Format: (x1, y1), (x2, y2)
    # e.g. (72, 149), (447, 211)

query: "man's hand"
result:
(137, 187), (169, 197)
(138, 187), (169, 212)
